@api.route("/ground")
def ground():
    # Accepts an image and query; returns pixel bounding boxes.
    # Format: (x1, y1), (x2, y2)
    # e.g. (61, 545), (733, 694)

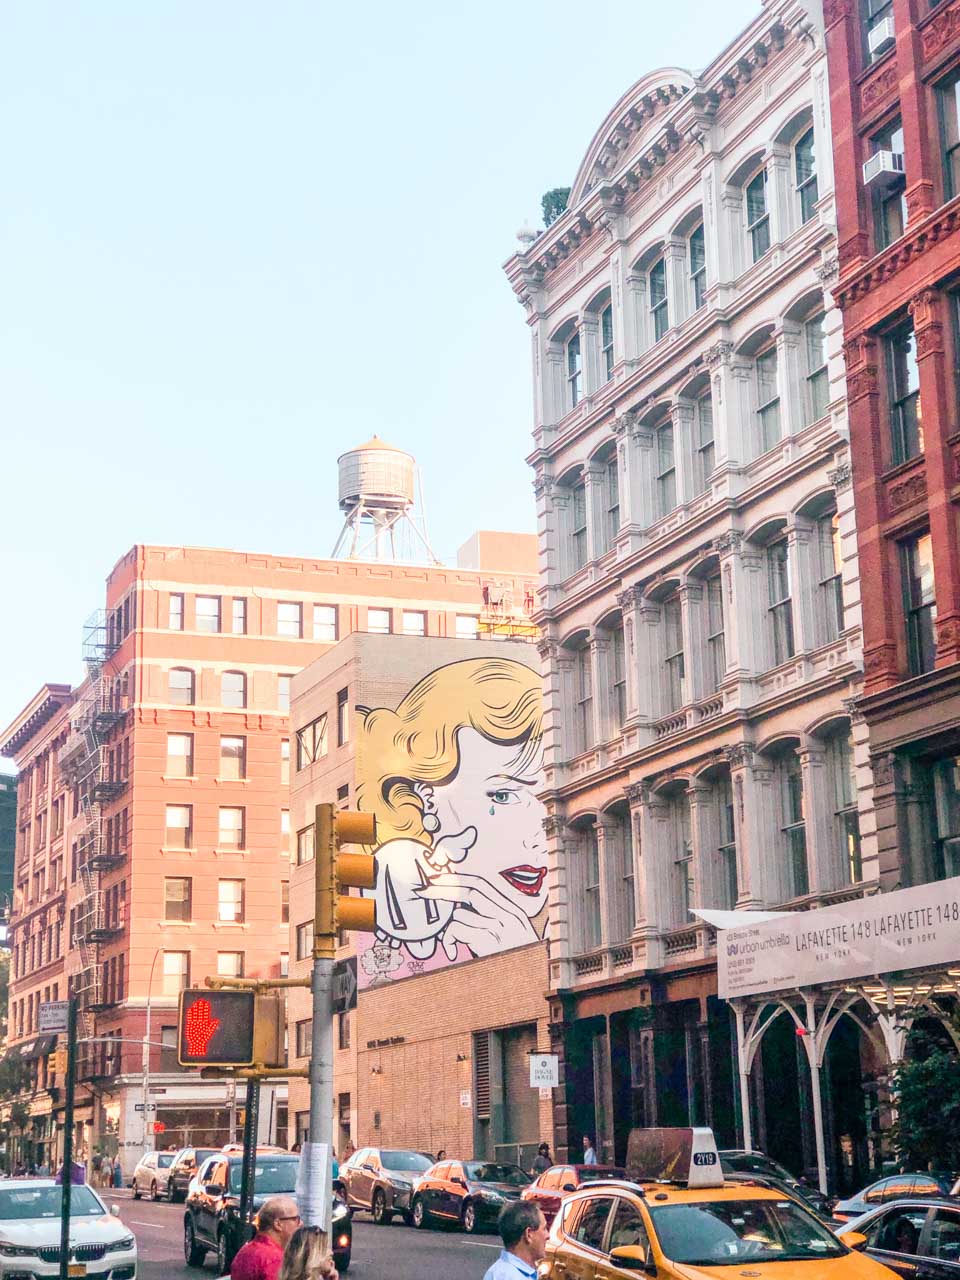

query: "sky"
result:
(0, 0), (759, 763)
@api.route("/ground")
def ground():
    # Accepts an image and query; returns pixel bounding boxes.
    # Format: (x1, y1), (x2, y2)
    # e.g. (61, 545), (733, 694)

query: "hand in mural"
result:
(415, 871), (540, 959)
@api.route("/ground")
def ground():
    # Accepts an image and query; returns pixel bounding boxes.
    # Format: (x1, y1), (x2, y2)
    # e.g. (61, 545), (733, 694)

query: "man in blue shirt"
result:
(483, 1200), (548, 1280)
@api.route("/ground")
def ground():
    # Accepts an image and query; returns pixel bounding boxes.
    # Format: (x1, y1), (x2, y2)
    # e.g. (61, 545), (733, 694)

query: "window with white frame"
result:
(619, 814), (636, 934)
(655, 419), (676, 519)
(166, 733), (194, 778)
(566, 330), (582, 408)
(804, 312), (829, 423)
(277, 601), (303, 638)
(746, 169), (771, 261)
(570, 478), (588, 572)
(766, 537), (795, 665)
(217, 952), (244, 978)
(817, 511), (844, 642)
(696, 389), (715, 491)
(888, 319), (923, 464)
(611, 620), (627, 727)
(581, 825), (602, 951)
(232, 597), (247, 635)
(196, 595), (221, 634)
(600, 305), (614, 381)
(368, 608), (391, 635)
(669, 791), (693, 926)
(169, 594), (184, 632)
(169, 668), (195, 705)
(402, 610), (426, 636)
(165, 804), (192, 850)
(716, 773), (738, 909)
(313, 604), (337, 642)
(604, 454), (620, 551)
(218, 807), (245, 850)
(455, 614), (479, 639)
(573, 641), (594, 755)
(706, 573), (726, 692)
(161, 951), (189, 997)
(755, 345), (780, 454)
(217, 878), (245, 923)
(220, 735), (246, 780)
(828, 731), (861, 883)
(278, 673), (292, 712)
(663, 594), (685, 711)
(795, 128), (818, 224)
(778, 748), (808, 898)
(689, 223), (706, 311)
(297, 715), (328, 769)
(221, 670), (246, 709)
(649, 257), (668, 341)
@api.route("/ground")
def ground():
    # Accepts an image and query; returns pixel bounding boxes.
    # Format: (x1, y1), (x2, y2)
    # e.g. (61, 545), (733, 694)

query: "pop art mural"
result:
(354, 656), (546, 987)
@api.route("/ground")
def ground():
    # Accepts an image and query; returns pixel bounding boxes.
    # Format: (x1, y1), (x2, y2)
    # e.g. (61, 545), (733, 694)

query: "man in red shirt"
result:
(230, 1197), (301, 1280)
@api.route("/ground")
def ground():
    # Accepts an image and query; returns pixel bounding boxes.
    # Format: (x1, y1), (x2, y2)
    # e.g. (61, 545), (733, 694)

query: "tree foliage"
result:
(541, 188), (570, 228)
(892, 1037), (960, 1170)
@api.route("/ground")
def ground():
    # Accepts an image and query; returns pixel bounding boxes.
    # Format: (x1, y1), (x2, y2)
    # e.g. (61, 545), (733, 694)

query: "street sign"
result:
(134, 1104), (157, 1113)
(529, 1054), (559, 1089)
(331, 956), (358, 1014)
(38, 1002), (70, 1033)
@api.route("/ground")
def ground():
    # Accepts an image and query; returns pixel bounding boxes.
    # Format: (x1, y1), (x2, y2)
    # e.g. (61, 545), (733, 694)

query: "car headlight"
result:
(389, 1179), (410, 1192)
(332, 1201), (349, 1222)
(0, 1245), (37, 1257)
(113, 1236), (136, 1252)
(481, 1191), (505, 1203)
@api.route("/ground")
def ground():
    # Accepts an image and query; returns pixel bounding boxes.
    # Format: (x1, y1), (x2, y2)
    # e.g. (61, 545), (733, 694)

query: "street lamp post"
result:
(141, 949), (162, 1155)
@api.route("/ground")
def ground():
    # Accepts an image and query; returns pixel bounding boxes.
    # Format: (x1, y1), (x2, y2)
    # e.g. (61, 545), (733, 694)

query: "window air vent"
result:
(862, 150), (905, 190)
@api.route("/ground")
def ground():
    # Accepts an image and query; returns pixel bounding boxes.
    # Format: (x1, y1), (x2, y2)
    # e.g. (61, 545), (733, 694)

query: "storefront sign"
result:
(718, 874), (960, 999)
(529, 1054), (559, 1088)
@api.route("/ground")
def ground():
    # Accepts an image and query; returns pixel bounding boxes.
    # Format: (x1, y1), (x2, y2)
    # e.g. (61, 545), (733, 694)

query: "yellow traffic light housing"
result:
(315, 803), (377, 955)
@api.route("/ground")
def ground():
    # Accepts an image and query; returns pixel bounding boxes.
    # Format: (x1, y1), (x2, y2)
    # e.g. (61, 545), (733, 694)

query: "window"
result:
(872, 120), (907, 249)
(574, 1197), (614, 1250)
(571, 480), (588, 571)
(280, 953), (289, 977)
(402, 610), (426, 637)
(574, 643), (594, 754)
(160, 1026), (180, 1073)
(655, 420), (676, 518)
(804, 312), (828, 422)
(795, 128), (818, 223)
(166, 733), (194, 778)
(164, 877), (192, 922)
(337, 688), (349, 746)
(297, 715), (328, 768)
(281, 881), (289, 924)
(277, 601), (303, 638)
(717, 774), (738, 908)
(600, 305), (615, 380)
(689, 223), (706, 311)
(767, 538), (795, 664)
(650, 257), (668, 341)
(829, 733), (862, 882)
(604, 455), (620, 549)
(161, 951), (189, 997)
(456, 614), (479, 639)
(337, 783), (349, 803)
(297, 826), (315, 866)
(864, 0), (893, 58)
(756, 347), (780, 452)
(817, 512), (844, 642)
(746, 169), (770, 261)
(664, 595), (685, 711)
(901, 532), (937, 675)
(696, 390), (715, 490)
(609, 1198), (650, 1251)
(169, 594), (184, 631)
(313, 604), (337, 642)
(296, 1019), (313, 1057)
(939, 71), (960, 199)
(218, 807), (245, 850)
(780, 751), (809, 897)
(706, 573), (726, 692)
(217, 879), (244, 923)
(221, 671), (247, 709)
(280, 738), (290, 785)
(281, 809), (290, 852)
(566, 331), (582, 408)
(220, 736), (246, 780)
(165, 805), (193, 850)
(278, 674), (292, 713)
(612, 622), (627, 726)
(582, 828), (602, 951)
(337, 1012), (351, 1051)
(232, 598), (247, 635)
(888, 321), (923, 463)
(217, 952), (244, 978)
(169, 668), (195, 705)
(194, 595), (223, 635)
(296, 921), (314, 960)
(929, 758), (960, 879)
(926, 1209), (960, 1263)
(670, 793), (693, 926)
(368, 608), (391, 634)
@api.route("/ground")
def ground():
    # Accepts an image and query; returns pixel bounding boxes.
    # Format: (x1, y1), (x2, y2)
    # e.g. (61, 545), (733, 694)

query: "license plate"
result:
(68, 1265), (86, 1277)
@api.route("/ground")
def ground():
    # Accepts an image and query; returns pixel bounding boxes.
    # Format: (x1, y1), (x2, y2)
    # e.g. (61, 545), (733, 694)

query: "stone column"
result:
(590, 636), (613, 746)
(727, 358), (756, 464)
(542, 340), (566, 428)
(798, 740), (834, 893)
(720, 185), (746, 279)
(628, 783), (666, 969)
(678, 581), (703, 706)
(635, 597), (666, 721)
(608, 244), (628, 368)
(625, 269), (647, 358)
(687, 778), (714, 914)
(786, 518), (818, 654)
(664, 236), (688, 326)
(580, 312), (601, 400)
(549, 486), (573, 582)
(543, 814), (575, 988)
(713, 532), (765, 679)
(671, 399), (697, 508)
(766, 143), (793, 245)
(724, 744), (776, 907)
(583, 462), (607, 564)
(703, 340), (734, 467)
(595, 820), (618, 950)
(775, 322), (804, 437)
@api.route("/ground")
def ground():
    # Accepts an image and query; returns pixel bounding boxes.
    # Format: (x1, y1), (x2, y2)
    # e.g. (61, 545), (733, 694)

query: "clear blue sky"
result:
(0, 0), (758, 761)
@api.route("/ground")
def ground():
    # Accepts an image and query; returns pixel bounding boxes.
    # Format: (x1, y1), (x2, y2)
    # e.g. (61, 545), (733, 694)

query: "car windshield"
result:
(0, 1187), (105, 1220)
(157, 1154), (175, 1168)
(465, 1163), (529, 1186)
(580, 1167), (625, 1182)
(228, 1159), (297, 1194)
(649, 1199), (846, 1266)
(381, 1151), (432, 1173)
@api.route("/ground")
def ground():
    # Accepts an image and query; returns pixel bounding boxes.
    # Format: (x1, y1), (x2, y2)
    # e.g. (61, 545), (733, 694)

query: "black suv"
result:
(183, 1151), (352, 1273)
(166, 1147), (219, 1203)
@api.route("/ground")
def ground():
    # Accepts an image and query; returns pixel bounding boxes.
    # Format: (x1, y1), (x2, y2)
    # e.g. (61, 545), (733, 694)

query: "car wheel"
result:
(132, 1180), (141, 1201)
(461, 1200), (479, 1234)
(217, 1230), (232, 1275)
(183, 1219), (206, 1267)
(150, 1180), (159, 1202)
(372, 1189), (391, 1225)
(412, 1197), (430, 1230)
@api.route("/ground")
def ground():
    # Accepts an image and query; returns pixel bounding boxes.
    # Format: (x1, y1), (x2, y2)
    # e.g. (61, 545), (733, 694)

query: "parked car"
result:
(165, 1147), (219, 1203)
(723, 1170), (834, 1223)
(0, 1178), (137, 1280)
(341, 1147), (432, 1225)
(411, 1159), (531, 1233)
(523, 1165), (625, 1226)
(131, 1150), (176, 1201)
(837, 1197), (960, 1279)
(833, 1174), (956, 1223)
(719, 1149), (833, 1218)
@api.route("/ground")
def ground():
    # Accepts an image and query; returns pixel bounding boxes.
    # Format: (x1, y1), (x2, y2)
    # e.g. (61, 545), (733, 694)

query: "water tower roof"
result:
(343, 434), (407, 456)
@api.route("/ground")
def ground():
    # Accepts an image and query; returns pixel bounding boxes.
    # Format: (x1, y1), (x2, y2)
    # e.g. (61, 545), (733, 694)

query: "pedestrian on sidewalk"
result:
(230, 1196), (301, 1280)
(279, 1225), (337, 1280)
(582, 1135), (597, 1166)
(531, 1144), (552, 1174)
(483, 1202), (548, 1280)
(101, 1155), (114, 1188)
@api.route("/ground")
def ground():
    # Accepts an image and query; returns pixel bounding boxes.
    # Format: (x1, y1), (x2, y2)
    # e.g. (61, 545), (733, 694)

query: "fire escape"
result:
(58, 612), (129, 1065)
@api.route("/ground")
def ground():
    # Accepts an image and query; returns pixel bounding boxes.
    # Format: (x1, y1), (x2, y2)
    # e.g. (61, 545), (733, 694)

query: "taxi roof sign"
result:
(625, 1127), (724, 1189)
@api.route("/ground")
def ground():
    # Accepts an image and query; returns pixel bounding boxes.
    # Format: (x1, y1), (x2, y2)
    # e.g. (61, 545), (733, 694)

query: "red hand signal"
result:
(185, 997), (221, 1055)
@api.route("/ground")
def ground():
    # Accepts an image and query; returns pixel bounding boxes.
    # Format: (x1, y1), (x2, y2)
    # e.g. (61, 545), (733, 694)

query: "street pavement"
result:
(111, 1187), (501, 1280)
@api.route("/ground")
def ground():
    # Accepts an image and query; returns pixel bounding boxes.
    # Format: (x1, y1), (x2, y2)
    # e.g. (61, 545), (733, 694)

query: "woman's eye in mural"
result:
(487, 787), (520, 808)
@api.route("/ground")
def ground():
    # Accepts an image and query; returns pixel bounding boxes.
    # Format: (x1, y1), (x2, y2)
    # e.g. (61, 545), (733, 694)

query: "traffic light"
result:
(177, 989), (256, 1066)
(315, 803), (377, 953)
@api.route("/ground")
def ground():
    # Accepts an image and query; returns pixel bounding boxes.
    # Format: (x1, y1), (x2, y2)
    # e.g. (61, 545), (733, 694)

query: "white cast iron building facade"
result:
(505, 0), (879, 1181)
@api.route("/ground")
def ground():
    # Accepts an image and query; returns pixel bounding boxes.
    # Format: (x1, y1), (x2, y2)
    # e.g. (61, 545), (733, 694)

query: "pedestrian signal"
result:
(177, 989), (256, 1066)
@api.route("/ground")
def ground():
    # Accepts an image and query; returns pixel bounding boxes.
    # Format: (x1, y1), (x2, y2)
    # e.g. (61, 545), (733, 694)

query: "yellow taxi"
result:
(538, 1129), (898, 1280)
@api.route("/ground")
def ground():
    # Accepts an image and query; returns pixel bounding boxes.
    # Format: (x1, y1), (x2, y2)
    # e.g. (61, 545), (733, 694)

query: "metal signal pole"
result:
(58, 998), (77, 1280)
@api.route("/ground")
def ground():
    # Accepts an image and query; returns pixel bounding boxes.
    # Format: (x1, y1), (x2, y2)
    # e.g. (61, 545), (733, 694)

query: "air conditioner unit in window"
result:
(862, 150), (905, 189)
(867, 13), (895, 57)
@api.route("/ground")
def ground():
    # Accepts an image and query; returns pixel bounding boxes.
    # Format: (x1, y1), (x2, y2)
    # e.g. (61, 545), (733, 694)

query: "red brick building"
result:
(824, 0), (960, 887)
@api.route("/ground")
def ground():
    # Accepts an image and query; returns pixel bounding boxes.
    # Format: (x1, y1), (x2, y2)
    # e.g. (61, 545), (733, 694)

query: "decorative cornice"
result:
(703, 340), (734, 369)
(836, 200), (960, 308)
(922, 0), (960, 61)
(712, 530), (743, 555)
(723, 743), (755, 769)
(828, 462), (853, 492)
(815, 256), (839, 288)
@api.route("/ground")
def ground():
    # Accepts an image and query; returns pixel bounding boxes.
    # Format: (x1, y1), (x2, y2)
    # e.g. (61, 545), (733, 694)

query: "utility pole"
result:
(59, 998), (77, 1280)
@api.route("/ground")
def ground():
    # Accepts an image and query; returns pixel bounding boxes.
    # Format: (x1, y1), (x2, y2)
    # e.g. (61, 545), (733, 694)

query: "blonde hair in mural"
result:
(356, 657), (543, 845)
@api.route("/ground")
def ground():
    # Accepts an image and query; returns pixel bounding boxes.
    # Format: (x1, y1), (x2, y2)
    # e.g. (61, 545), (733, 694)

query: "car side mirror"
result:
(452, 1177), (465, 1187)
(839, 1231), (868, 1253)
(204, 1183), (223, 1197)
(110, 1205), (120, 1217)
(562, 1183), (576, 1192)
(610, 1246), (656, 1275)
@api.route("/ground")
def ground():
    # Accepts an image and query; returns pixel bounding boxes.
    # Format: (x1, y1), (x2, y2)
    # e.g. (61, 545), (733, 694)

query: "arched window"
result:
(663, 593), (686, 711)
(745, 168), (770, 262)
(689, 222), (706, 311)
(655, 417), (677, 518)
(766, 534), (795, 665)
(826, 728), (861, 883)
(566, 330), (582, 408)
(774, 746), (808, 898)
(600, 304), (615, 381)
(221, 671), (247, 709)
(169, 668), (195, 706)
(649, 256), (669, 341)
(755, 340), (781, 454)
(568, 474), (588, 572)
(804, 311), (828, 422)
(795, 128), (818, 223)
(666, 789), (693, 926)
(706, 570), (726, 692)
(574, 640), (594, 754)
(696, 385), (715, 491)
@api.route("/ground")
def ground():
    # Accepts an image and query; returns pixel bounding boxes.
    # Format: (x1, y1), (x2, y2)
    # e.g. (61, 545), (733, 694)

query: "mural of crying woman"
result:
(355, 657), (546, 983)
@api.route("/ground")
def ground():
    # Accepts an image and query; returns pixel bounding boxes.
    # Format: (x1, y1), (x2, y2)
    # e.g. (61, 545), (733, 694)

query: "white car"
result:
(131, 1151), (175, 1202)
(0, 1179), (137, 1280)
